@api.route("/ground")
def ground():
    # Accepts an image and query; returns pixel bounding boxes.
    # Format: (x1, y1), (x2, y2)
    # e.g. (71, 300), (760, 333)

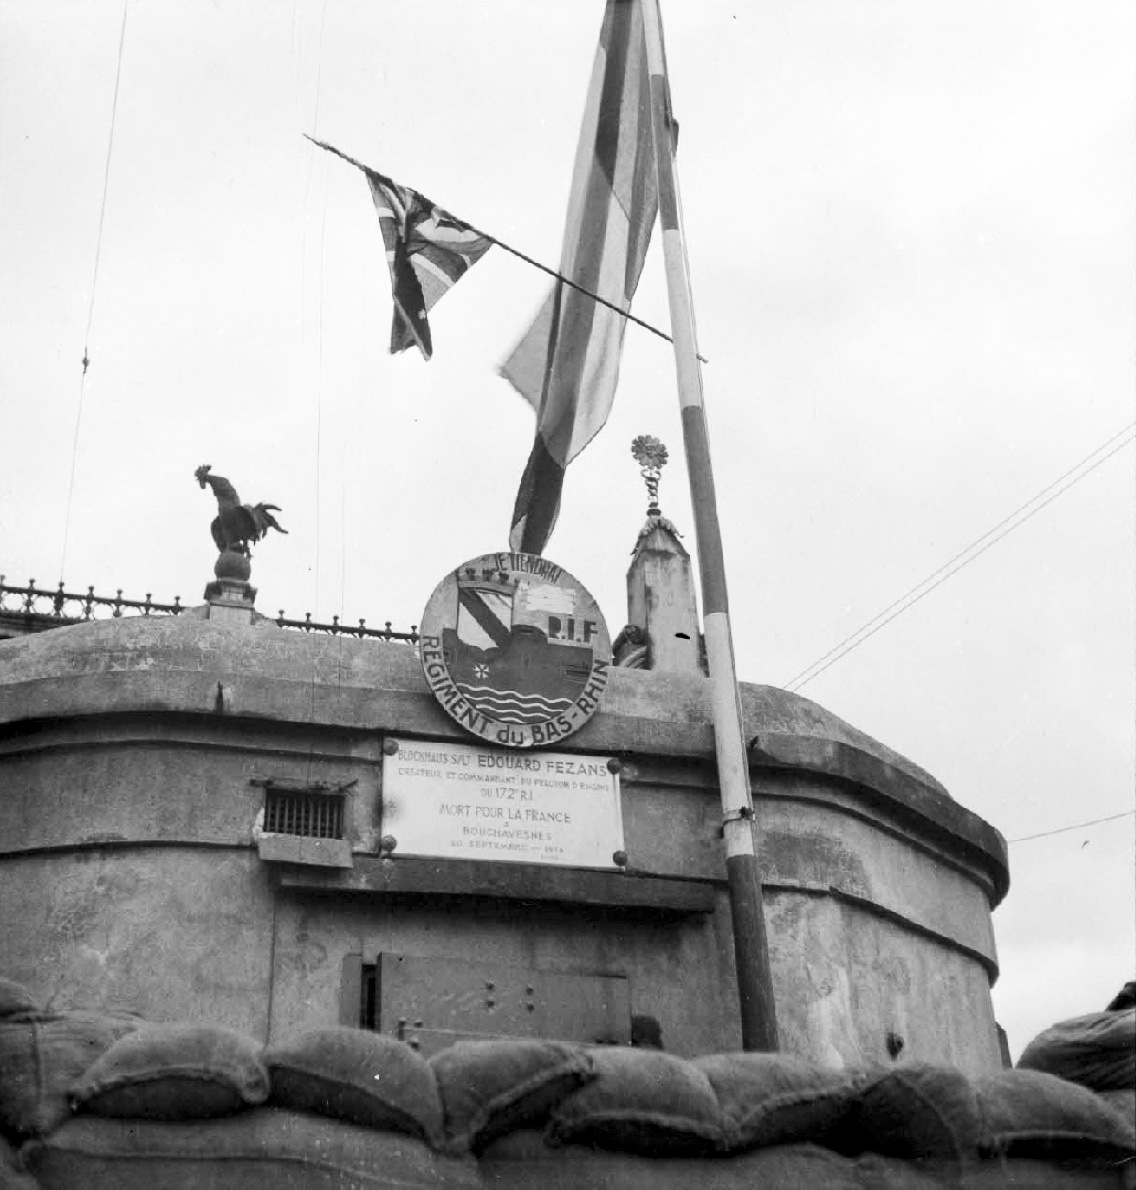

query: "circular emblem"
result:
(419, 552), (612, 749)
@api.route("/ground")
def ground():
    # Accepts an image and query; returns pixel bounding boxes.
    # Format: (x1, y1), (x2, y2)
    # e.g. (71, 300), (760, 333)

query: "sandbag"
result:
(852, 1064), (982, 1160)
(25, 1108), (481, 1190)
(975, 1067), (1136, 1163)
(70, 1022), (269, 1121)
(0, 1011), (140, 1136)
(480, 1131), (866, 1190)
(429, 1037), (594, 1154)
(263, 1027), (444, 1146)
(0, 1131), (38, 1190)
(1096, 1088), (1135, 1132)
(693, 1051), (860, 1153)
(1017, 1008), (1135, 1092)
(548, 1046), (723, 1156)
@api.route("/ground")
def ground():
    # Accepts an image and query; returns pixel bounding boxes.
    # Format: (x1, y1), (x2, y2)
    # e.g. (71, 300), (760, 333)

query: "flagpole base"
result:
(726, 850), (780, 1052)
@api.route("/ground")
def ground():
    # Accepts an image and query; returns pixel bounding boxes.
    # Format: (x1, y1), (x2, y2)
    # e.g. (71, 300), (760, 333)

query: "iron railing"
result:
(0, 577), (184, 623)
(0, 577), (419, 644)
(273, 610), (419, 643)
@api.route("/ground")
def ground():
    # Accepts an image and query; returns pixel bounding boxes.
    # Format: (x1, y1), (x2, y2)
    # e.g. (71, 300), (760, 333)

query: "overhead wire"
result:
(1008, 809), (1135, 843)
(297, 0), (330, 781)
(310, 0), (329, 621)
(784, 422), (1136, 692)
(59, 0), (129, 581)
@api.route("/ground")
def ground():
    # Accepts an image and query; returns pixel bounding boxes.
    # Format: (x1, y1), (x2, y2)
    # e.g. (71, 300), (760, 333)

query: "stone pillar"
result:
(625, 514), (704, 675)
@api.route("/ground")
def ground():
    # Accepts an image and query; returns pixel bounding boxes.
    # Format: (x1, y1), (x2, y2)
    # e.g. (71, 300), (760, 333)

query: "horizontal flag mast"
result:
(641, 0), (779, 1052)
(470, 223), (708, 363)
(304, 134), (705, 363)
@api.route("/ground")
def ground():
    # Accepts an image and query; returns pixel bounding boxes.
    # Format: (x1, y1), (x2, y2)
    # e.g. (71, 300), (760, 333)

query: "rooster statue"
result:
(195, 465), (287, 557)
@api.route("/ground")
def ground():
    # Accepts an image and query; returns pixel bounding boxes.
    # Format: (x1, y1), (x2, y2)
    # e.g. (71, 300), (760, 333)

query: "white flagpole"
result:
(640, 0), (779, 1051)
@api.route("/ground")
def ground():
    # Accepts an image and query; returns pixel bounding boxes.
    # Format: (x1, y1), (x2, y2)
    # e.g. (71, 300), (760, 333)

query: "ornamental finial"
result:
(631, 435), (668, 517)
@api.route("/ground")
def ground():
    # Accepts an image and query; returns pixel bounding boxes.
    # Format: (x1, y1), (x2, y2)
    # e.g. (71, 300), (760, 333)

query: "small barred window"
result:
(263, 787), (344, 839)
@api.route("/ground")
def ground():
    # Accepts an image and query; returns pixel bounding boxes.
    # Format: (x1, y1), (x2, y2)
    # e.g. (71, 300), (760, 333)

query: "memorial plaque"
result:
(382, 738), (624, 868)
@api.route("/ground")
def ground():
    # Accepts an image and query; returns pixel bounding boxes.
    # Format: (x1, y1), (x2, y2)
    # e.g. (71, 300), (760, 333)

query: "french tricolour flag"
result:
(501, 0), (658, 555)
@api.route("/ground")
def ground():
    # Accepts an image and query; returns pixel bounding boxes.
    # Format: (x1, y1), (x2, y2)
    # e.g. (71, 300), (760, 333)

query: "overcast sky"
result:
(1, 0), (1133, 1060)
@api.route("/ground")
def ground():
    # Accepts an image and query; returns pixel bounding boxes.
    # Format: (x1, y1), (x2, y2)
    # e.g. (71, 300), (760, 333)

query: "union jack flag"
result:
(307, 137), (493, 360)
(367, 174), (493, 359)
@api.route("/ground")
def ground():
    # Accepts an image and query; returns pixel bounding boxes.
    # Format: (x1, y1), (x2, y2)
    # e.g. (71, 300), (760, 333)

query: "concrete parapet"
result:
(0, 612), (1008, 1071)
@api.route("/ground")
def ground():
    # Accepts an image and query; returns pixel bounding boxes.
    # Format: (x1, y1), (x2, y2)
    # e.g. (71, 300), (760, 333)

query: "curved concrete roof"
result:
(0, 610), (1008, 901)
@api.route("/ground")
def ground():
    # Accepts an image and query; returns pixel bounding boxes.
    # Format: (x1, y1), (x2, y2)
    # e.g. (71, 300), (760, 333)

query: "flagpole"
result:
(640, 0), (779, 1052)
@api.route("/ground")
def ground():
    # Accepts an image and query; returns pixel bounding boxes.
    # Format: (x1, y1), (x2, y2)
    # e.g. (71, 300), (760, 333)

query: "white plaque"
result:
(382, 738), (624, 868)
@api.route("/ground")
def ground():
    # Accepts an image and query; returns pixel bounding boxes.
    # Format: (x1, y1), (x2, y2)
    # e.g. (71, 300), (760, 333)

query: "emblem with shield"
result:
(419, 553), (612, 748)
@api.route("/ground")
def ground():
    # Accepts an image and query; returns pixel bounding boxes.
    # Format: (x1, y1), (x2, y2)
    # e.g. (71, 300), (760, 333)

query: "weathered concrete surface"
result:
(0, 612), (1010, 1072)
(0, 849), (274, 1038)
(766, 891), (1003, 1070)
(625, 518), (703, 675)
(0, 716), (997, 976)
(0, 717), (382, 854)
(0, 615), (1008, 874)
(268, 892), (740, 1058)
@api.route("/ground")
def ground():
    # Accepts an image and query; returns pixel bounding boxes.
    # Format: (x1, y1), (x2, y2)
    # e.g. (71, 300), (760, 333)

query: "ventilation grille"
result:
(263, 788), (344, 839)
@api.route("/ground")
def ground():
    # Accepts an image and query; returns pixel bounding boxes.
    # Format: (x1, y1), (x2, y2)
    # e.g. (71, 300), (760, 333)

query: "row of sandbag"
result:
(1, 976), (1133, 1166)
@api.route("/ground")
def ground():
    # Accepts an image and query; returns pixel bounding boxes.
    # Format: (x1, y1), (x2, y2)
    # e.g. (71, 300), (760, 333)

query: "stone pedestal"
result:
(203, 578), (257, 624)
(204, 550), (257, 624)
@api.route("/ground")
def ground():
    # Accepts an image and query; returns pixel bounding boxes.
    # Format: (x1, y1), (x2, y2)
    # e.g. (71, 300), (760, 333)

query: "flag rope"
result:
(304, 135), (706, 362)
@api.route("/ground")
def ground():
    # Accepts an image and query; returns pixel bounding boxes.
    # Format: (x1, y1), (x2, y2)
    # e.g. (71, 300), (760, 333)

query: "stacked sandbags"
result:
(1017, 983), (1136, 1131)
(481, 1049), (1135, 1189)
(27, 1024), (475, 1189)
(26, 1025), (600, 1188)
(0, 970), (1131, 1189)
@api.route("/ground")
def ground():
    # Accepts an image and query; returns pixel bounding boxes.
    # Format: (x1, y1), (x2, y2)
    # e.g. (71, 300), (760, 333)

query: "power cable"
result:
(304, 0), (329, 783)
(788, 430), (1133, 690)
(784, 423), (1136, 691)
(787, 421), (1135, 690)
(1008, 809), (1135, 843)
(59, 0), (129, 580)
(310, 0), (328, 620)
(81, 0), (129, 369)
